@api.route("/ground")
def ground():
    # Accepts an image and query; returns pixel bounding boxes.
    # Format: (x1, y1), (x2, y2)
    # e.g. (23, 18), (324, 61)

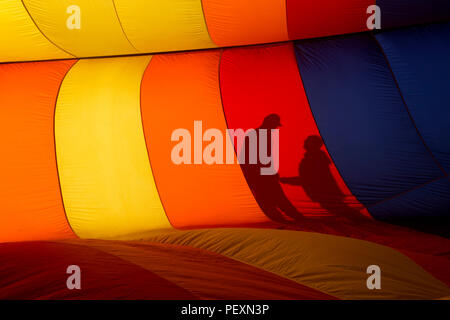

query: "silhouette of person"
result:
(239, 114), (305, 224)
(281, 135), (365, 220)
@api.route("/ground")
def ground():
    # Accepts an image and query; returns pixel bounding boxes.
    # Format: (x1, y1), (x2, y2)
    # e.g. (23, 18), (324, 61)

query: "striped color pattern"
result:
(0, 21), (449, 299)
(0, 0), (449, 62)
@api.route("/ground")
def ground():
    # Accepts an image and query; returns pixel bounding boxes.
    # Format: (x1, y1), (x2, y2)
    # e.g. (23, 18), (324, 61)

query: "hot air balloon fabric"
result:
(1, 0), (450, 62)
(0, 1), (449, 300)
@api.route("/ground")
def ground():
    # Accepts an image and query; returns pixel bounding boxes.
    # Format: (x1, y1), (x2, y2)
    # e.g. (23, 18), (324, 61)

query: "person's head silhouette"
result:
(304, 135), (323, 151)
(260, 114), (282, 129)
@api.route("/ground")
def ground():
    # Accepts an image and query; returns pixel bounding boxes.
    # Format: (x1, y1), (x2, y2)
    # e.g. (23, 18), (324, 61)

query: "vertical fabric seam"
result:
(20, 0), (76, 57)
(199, 0), (219, 47)
(139, 56), (175, 229)
(371, 32), (448, 176)
(111, 0), (140, 53)
(217, 48), (270, 221)
(53, 59), (79, 238)
(290, 41), (371, 216)
(285, 0), (292, 40)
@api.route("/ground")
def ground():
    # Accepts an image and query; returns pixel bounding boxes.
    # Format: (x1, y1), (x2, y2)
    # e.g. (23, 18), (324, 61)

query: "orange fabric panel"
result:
(201, 0), (289, 46)
(0, 61), (76, 242)
(140, 50), (267, 228)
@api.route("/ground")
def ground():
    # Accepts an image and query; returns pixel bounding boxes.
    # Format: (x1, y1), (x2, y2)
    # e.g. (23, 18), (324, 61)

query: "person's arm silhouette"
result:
(280, 176), (302, 186)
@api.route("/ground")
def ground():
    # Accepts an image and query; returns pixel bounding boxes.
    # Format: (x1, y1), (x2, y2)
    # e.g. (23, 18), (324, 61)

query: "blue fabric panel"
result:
(294, 34), (443, 209)
(369, 177), (450, 237)
(377, 0), (450, 29)
(376, 22), (450, 173)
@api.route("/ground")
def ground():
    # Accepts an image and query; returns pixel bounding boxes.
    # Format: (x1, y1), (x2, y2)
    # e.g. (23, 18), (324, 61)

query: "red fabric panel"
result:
(69, 240), (336, 299)
(0, 241), (195, 299)
(0, 240), (336, 299)
(220, 43), (368, 219)
(287, 0), (374, 40)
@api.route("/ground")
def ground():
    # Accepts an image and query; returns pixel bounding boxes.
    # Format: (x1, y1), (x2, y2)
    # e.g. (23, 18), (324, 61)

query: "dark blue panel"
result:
(294, 34), (443, 209)
(377, 0), (450, 29)
(369, 177), (450, 237)
(376, 22), (450, 173)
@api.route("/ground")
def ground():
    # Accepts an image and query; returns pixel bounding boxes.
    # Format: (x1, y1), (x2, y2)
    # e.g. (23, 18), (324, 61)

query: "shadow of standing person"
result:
(239, 114), (305, 225)
(281, 135), (366, 221)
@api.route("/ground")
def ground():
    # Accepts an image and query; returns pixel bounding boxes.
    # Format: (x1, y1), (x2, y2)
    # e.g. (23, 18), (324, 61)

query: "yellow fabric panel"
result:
(55, 56), (171, 239)
(114, 0), (216, 52)
(141, 228), (450, 299)
(0, 0), (72, 62)
(23, 0), (138, 57)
